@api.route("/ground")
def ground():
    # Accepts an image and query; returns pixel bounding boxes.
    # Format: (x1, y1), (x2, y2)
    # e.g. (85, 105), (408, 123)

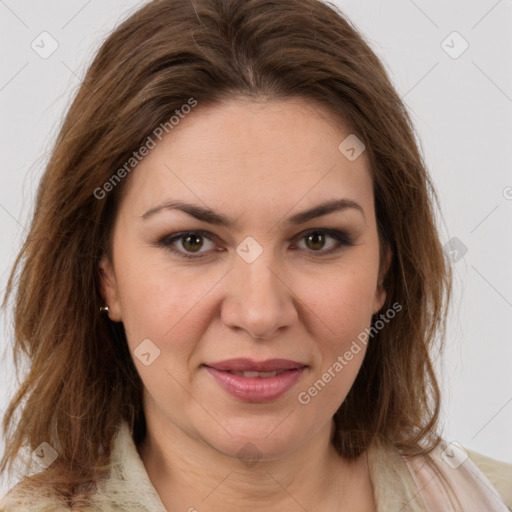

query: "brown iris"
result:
(182, 234), (204, 252)
(305, 231), (326, 251)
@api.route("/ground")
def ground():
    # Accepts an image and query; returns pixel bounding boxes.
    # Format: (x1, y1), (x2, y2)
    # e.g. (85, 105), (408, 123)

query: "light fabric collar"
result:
(368, 434), (510, 511)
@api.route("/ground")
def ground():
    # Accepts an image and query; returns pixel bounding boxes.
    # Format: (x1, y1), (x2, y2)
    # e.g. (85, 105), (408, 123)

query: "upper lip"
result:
(204, 358), (307, 372)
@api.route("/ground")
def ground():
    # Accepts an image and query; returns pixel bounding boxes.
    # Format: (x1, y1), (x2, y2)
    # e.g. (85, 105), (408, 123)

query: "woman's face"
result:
(100, 97), (389, 461)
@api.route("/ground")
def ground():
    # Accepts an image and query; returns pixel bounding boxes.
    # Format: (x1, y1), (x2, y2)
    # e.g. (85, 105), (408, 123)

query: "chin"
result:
(199, 416), (307, 463)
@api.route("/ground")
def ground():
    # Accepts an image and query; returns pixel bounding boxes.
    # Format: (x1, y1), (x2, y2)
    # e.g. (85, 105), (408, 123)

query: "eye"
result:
(156, 230), (218, 259)
(156, 228), (356, 260)
(292, 229), (356, 255)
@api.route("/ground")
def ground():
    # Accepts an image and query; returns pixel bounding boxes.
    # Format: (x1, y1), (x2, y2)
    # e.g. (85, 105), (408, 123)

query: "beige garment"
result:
(1, 421), (511, 511)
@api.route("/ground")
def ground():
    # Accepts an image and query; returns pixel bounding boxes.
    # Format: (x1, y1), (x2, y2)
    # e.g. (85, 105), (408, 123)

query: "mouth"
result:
(204, 358), (307, 373)
(217, 369), (289, 378)
(202, 358), (308, 402)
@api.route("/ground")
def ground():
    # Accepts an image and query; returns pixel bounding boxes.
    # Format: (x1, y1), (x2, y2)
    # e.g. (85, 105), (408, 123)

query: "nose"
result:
(220, 254), (298, 340)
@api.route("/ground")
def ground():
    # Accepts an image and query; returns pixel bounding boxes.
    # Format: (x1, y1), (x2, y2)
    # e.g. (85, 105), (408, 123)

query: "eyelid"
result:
(291, 228), (356, 251)
(156, 230), (218, 259)
(156, 228), (356, 260)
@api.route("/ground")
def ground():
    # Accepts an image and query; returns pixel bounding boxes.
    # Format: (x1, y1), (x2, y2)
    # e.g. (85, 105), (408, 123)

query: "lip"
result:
(205, 358), (306, 372)
(204, 366), (306, 403)
(203, 359), (307, 403)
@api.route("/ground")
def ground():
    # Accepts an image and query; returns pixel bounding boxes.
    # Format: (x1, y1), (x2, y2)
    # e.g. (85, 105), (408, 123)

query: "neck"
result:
(138, 414), (371, 511)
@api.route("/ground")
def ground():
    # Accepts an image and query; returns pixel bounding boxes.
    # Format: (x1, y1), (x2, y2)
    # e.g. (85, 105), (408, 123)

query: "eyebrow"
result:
(141, 198), (365, 226)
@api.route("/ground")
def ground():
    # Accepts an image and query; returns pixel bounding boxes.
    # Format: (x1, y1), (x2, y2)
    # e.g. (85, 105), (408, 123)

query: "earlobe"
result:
(373, 245), (392, 314)
(373, 284), (387, 315)
(98, 254), (122, 322)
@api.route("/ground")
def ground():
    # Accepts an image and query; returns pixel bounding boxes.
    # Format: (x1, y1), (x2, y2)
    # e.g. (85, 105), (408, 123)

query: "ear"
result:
(372, 245), (392, 314)
(98, 253), (122, 322)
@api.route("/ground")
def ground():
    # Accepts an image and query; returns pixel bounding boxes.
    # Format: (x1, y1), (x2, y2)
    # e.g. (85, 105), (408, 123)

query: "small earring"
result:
(99, 306), (110, 314)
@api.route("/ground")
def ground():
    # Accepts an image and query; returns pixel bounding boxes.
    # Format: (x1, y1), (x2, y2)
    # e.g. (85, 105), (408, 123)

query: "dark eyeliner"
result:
(155, 230), (216, 260)
(292, 228), (356, 254)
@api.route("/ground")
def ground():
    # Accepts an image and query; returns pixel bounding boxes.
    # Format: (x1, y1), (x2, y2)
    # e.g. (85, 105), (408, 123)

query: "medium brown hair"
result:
(1, 0), (453, 506)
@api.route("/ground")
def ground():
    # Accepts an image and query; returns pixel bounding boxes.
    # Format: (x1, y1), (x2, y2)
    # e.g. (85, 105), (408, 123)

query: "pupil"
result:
(183, 234), (203, 252)
(307, 232), (324, 250)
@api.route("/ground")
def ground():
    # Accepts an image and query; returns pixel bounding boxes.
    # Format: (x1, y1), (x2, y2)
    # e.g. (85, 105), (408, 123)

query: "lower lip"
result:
(204, 366), (306, 403)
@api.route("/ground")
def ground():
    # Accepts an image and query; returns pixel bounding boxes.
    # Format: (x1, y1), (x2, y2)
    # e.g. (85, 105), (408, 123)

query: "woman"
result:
(1, 0), (511, 510)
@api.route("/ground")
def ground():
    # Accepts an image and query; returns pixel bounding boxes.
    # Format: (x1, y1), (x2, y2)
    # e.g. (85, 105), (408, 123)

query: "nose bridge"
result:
(240, 251), (279, 300)
(221, 244), (296, 338)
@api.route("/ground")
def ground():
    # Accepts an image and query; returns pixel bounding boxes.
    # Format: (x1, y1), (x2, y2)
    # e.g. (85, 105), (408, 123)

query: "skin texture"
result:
(99, 97), (390, 511)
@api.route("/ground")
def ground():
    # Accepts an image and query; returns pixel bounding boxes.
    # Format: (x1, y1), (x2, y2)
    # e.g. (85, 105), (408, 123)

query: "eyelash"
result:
(156, 229), (356, 260)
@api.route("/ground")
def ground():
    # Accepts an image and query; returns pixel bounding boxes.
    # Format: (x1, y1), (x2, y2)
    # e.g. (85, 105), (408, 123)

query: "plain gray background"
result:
(1, 0), (511, 495)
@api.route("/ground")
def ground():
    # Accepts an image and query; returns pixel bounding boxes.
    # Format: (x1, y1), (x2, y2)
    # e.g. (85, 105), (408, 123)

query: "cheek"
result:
(304, 261), (378, 340)
(294, 261), (376, 403)
(295, 269), (374, 414)
(113, 254), (209, 352)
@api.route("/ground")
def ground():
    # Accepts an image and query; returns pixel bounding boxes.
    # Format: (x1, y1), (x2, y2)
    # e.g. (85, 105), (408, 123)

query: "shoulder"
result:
(465, 447), (512, 510)
(424, 442), (512, 511)
(0, 480), (69, 511)
(372, 437), (512, 511)
(0, 421), (161, 512)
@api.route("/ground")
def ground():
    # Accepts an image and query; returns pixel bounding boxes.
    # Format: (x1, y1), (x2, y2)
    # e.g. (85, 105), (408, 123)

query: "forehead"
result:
(117, 97), (374, 223)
